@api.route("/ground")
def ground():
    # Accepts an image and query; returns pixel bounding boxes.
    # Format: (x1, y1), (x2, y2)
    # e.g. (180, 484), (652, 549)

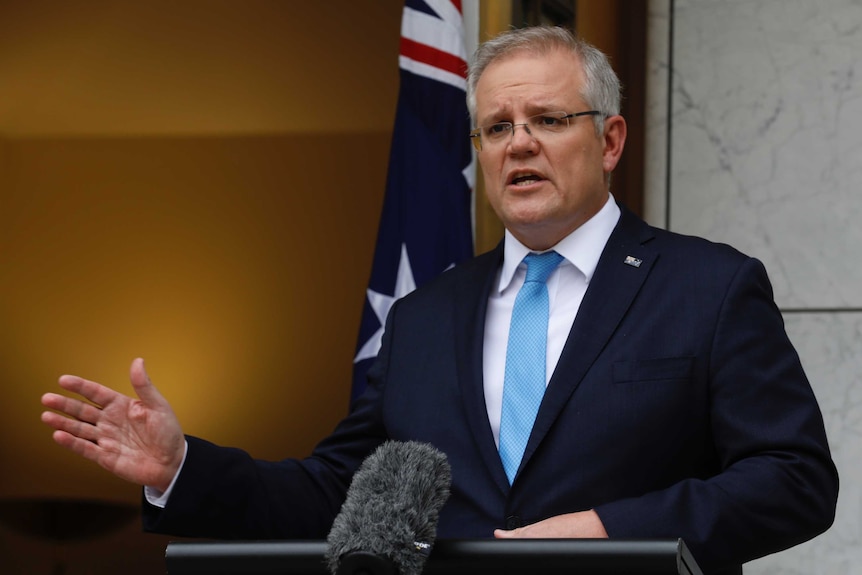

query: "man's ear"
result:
(602, 115), (627, 174)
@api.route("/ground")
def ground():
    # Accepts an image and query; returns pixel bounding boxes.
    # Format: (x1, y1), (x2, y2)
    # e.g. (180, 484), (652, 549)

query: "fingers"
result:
(41, 369), (132, 446)
(128, 358), (167, 407)
(49, 428), (107, 465)
(41, 392), (104, 424)
(55, 374), (123, 409)
(48, 358), (162, 412)
(493, 511), (608, 539)
(42, 403), (108, 466)
(41, 408), (100, 442)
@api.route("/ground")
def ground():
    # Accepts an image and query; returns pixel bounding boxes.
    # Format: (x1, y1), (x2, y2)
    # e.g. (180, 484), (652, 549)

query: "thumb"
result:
(129, 357), (167, 406)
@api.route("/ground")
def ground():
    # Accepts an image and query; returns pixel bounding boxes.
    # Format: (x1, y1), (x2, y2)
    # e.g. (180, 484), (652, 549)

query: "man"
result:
(41, 27), (837, 574)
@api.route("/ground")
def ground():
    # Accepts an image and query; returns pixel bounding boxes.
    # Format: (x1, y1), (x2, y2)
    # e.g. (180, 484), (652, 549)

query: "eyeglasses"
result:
(469, 110), (602, 151)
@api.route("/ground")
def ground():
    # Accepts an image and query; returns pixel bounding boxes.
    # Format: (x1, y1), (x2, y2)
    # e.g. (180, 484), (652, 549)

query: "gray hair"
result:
(466, 26), (621, 135)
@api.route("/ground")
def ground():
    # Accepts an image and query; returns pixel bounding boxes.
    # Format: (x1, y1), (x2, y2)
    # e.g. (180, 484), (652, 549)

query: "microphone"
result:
(325, 441), (452, 575)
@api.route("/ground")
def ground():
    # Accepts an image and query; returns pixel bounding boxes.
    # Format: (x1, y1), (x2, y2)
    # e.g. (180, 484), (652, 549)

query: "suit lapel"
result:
(519, 208), (658, 476)
(452, 244), (513, 495)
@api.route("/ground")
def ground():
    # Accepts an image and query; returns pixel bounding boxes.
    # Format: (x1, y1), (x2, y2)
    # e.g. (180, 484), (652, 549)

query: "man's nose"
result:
(511, 122), (532, 138)
(509, 122), (537, 150)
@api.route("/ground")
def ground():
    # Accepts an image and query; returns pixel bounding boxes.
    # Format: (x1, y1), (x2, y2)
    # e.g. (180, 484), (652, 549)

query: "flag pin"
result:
(624, 255), (643, 268)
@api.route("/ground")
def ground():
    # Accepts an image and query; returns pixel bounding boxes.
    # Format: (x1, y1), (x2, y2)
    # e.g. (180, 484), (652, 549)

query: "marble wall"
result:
(645, 0), (861, 573)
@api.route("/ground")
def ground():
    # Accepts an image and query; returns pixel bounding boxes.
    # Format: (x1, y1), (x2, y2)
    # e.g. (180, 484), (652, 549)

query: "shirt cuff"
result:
(143, 439), (189, 508)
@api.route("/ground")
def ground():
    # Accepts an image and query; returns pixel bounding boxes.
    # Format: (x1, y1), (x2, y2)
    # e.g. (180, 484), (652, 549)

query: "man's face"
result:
(474, 48), (626, 251)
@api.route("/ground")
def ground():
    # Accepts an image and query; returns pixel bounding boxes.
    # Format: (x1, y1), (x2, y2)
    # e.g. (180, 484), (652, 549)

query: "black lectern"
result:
(165, 538), (704, 575)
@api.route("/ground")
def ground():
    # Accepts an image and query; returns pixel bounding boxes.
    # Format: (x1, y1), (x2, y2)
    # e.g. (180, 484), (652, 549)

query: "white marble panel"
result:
(669, 0), (862, 308)
(644, 0), (671, 229)
(746, 312), (861, 575)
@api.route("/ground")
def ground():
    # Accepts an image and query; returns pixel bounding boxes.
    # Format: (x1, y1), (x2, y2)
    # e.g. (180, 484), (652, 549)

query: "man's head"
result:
(467, 27), (627, 251)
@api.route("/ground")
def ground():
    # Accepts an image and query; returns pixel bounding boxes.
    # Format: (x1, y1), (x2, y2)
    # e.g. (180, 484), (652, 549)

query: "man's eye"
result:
(487, 123), (511, 135)
(537, 115), (561, 127)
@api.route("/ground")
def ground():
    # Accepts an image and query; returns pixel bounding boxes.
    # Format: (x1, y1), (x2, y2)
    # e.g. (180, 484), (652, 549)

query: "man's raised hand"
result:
(41, 358), (185, 492)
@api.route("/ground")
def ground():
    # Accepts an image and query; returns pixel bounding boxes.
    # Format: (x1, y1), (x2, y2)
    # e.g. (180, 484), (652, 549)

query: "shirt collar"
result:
(496, 193), (621, 294)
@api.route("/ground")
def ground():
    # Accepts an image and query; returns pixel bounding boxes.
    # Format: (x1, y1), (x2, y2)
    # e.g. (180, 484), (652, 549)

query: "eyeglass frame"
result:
(469, 110), (604, 152)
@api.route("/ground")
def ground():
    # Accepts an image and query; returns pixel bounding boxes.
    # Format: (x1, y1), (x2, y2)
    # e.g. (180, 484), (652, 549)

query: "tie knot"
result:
(523, 251), (564, 284)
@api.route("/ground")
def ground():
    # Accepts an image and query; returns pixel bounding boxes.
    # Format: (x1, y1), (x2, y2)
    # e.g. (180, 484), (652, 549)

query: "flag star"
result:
(354, 244), (417, 363)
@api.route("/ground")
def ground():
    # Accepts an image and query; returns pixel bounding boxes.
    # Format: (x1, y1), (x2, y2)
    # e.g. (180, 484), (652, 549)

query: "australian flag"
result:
(351, 0), (475, 403)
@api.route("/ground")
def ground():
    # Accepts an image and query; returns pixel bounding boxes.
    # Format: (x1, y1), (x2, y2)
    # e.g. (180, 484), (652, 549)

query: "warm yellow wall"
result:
(0, 0), (403, 508)
(0, 0), (402, 136)
(0, 133), (392, 499)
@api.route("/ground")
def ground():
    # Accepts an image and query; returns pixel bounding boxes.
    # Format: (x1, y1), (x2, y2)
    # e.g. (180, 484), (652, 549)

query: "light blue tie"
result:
(499, 251), (564, 484)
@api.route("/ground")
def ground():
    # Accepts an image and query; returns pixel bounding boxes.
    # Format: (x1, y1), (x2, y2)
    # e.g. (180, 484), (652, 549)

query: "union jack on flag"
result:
(350, 0), (475, 403)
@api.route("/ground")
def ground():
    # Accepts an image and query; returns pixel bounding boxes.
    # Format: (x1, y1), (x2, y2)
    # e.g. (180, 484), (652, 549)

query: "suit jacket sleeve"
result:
(593, 256), (838, 569)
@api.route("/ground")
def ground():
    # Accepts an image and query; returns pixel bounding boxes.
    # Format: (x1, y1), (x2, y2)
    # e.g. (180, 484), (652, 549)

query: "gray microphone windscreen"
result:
(325, 441), (452, 575)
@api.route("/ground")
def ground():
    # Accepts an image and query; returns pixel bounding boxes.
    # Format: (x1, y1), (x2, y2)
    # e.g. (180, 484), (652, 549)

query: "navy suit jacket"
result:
(144, 207), (838, 574)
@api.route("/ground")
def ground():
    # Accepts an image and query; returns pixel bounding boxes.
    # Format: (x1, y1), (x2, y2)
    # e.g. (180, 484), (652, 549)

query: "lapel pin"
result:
(624, 255), (643, 268)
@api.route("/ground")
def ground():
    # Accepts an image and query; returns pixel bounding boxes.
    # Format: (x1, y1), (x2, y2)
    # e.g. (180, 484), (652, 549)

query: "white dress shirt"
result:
(483, 194), (620, 446)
